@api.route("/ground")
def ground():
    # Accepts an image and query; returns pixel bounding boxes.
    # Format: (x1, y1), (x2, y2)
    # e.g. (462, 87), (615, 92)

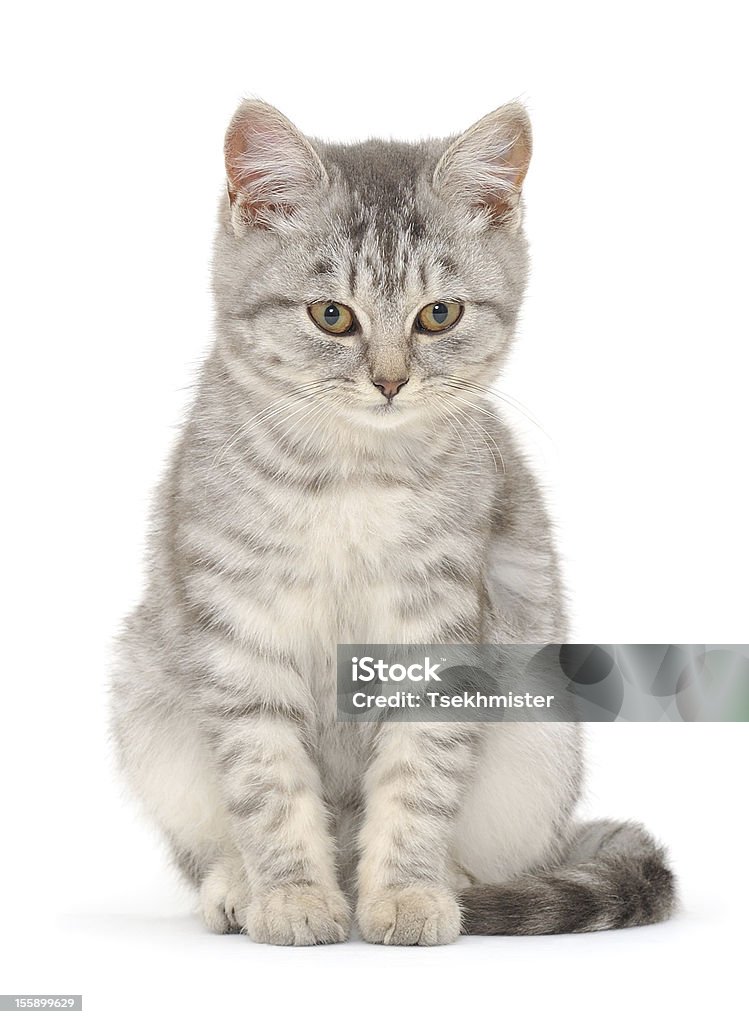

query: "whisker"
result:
(445, 375), (549, 439)
(275, 394), (334, 452)
(443, 393), (505, 474)
(262, 385), (335, 438)
(432, 401), (475, 468)
(425, 398), (499, 480)
(211, 379), (332, 469)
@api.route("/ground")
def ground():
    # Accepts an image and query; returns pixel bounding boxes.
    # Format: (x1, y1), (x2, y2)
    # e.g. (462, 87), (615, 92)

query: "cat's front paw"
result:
(357, 885), (461, 946)
(199, 856), (250, 934)
(245, 883), (351, 946)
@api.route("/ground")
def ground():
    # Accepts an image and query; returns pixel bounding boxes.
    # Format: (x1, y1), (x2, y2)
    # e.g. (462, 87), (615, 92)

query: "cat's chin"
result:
(343, 403), (422, 431)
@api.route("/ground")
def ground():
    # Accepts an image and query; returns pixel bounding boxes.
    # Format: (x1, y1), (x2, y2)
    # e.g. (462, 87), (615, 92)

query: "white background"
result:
(1, 1), (747, 1021)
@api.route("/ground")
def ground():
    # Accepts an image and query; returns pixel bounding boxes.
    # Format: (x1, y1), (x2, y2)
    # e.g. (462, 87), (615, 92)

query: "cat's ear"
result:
(224, 100), (328, 233)
(432, 102), (532, 228)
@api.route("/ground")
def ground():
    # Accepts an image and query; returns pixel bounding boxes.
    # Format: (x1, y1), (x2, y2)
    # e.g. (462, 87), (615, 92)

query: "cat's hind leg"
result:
(111, 658), (247, 933)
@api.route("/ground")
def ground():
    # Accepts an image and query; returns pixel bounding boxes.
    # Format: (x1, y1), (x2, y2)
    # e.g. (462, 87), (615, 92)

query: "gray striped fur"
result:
(461, 820), (677, 935)
(110, 100), (675, 945)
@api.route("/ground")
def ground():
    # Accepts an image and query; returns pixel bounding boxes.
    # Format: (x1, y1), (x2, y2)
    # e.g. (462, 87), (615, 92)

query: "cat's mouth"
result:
(370, 392), (419, 419)
(340, 395), (421, 431)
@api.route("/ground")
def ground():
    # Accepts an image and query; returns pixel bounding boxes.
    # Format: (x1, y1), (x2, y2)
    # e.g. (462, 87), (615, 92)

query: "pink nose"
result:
(373, 378), (409, 399)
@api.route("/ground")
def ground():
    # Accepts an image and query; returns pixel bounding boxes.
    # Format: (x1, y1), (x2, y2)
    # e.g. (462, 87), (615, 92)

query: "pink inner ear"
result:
(434, 105), (533, 224)
(492, 130), (532, 192)
(481, 132), (532, 220)
(462, 127), (531, 223)
(224, 103), (325, 226)
(224, 118), (292, 221)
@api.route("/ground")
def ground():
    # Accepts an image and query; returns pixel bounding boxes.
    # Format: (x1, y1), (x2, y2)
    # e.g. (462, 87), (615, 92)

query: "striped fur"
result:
(461, 820), (677, 935)
(110, 100), (676, 945)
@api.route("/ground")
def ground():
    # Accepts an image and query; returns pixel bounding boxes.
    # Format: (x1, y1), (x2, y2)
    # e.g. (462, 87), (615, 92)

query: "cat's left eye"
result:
(308, 301), (356, 336)
(415, 301), (463, 334)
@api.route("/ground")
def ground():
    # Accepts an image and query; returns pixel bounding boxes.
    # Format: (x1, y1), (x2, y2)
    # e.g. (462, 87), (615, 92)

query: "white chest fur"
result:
(275, 482), (422, 646)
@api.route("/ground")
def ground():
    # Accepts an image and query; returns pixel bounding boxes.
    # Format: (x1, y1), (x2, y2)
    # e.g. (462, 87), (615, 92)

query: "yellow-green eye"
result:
(416, 301), (463, 334)
(308, 301), (356, 336)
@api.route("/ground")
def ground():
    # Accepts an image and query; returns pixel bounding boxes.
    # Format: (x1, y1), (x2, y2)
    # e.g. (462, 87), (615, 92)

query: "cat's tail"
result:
(460, 819), (677, 935)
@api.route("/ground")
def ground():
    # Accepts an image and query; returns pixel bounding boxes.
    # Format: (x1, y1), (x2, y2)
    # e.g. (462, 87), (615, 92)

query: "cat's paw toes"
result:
(245, 884), (351, 946)
(199, 859), (249, 934)
(357, 886), (461, 946)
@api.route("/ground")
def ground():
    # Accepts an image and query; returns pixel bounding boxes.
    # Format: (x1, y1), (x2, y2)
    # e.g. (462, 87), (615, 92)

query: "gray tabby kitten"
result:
(111, 100), (675, 944)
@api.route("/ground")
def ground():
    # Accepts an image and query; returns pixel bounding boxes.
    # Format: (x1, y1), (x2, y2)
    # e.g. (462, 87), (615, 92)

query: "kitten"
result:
(111, 100), (676, 944)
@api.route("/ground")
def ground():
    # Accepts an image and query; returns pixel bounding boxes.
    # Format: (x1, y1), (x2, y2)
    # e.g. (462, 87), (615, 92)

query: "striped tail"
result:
(460, 820), (677, 935)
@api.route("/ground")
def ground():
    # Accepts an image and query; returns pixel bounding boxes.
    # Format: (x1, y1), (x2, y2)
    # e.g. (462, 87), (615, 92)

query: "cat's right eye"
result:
(308, 301), (357, 336)
(415, 301), (463, 334)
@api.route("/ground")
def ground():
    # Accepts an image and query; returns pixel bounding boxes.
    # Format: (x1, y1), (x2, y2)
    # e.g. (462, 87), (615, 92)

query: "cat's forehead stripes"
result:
(306, 226), (459, 316)
(304, 140), (470, 305)
(316, 139), (438, 298)
(346, 227), (423, 298)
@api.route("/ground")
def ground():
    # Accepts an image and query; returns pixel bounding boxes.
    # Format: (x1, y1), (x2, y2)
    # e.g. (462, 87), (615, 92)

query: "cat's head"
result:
(213, 100), (531, 431)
